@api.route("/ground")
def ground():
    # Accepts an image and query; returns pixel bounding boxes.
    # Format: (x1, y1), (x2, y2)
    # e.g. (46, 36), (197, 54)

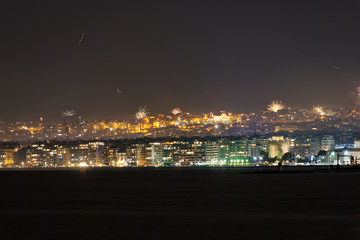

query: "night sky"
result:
(2, 0), (360, 121)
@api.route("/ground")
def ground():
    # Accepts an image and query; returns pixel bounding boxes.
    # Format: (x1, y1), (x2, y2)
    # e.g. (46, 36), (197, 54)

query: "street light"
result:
(330, 151), (335, 165)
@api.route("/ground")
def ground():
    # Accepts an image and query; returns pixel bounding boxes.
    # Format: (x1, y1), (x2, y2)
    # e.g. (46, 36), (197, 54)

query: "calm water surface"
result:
(0, 168), (359, 240)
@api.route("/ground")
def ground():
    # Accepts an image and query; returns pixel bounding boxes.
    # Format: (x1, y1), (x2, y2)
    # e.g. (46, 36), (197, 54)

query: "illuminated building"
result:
(268, 136), (290, 159)
(0, 149), (15, 167)
(208, 112), (231, 124)
(246, 138), (267, 158)
(162, 143), (174, 166)
(70, 144), (90, 167)
(310, 137), (321, 155)
(293, 136), (312, 159)
(115, 152), (127, 167)
(328, 149), (356, 165)
(126, 145), (137, 166)
(354, 140), (360, 148)
(126, 144), (152, 167)
(134, 144), (147, 166)
(172, 141), (203, 166)
(105, 147), (118, 166)
(150, 143), (164, 166)
(321, 135), (335, 151)
(268, 142), (281, 159)
(56, 147), (71, 167)
(26, 144), (47, 167)
(219, 139), (255, 165)
(48, 146), (71, 167)
(88, 142), (106, 166)
(65, 123), (71, 140)
(204, 141), (220, 162)
(23, 144), (71, 167)
(218, 138), (267, 165)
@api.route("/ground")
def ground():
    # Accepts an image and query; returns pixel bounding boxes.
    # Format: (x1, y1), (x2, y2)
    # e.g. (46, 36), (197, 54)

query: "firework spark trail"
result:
(331, 65), (342, 70)
(171, 107), (182, 115)
(136, 106), (148, 119)
(62, 110), (76, 117)
(78, 32), (85, 45)
(268, 100), (284, 112)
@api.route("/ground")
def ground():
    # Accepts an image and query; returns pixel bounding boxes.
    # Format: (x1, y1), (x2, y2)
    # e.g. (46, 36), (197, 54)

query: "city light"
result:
(78, 162), (88, 167)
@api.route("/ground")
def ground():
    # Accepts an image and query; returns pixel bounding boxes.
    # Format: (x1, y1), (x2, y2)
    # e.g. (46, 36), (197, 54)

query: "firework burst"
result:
(350, 84), (360, 106)
(136, 106), (148, 120)
(62, 110), (76, 117)
(174, 116), (185, 127)
(313, 106), (324, 115)
(268, 100), (284, 112)
(171, 107), (182, 115)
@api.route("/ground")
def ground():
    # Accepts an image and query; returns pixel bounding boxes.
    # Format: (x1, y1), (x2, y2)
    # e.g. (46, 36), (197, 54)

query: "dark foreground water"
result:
(0, 168), (359, 240)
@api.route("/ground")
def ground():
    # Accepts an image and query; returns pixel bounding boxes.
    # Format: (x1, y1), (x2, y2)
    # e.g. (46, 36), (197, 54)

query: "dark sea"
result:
(0, 168), (359, 240)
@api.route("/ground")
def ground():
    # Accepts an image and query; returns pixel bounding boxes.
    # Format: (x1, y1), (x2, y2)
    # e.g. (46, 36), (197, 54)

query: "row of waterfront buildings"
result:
(0, 135), (359, 168)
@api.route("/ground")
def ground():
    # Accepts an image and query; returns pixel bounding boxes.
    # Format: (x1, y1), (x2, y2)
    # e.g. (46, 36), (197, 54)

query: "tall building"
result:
(126, 145), (137, 167)
(25, 144), (47, 167)
(88, 142), (106, 166)
(321, 135), (335, 151)
(204, 141), (220, 162)
(48, 145), (71, 167)
(219, 138), (254, 165)
(150, 143), (164, 166)
(130, 144), (152, 167)
(293, 136), (311, 158)
(310, 137), (321, 155)
(135, 144), (146, 166)
(56, 147), (71, 167)
(70, 144), (90, 166)
(105, 147), (118, 166)
(247, 137), (267, 158)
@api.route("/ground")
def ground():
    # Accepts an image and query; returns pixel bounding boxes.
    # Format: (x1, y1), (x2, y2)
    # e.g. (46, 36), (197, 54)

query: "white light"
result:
(79, 162), (88, 167)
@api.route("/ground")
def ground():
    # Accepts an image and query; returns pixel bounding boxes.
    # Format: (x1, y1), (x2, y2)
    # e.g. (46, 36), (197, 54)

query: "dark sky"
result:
(1, 0), (360, 121)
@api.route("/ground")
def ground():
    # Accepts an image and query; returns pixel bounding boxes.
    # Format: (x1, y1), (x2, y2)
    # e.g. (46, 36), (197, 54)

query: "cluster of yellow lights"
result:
(88, 113), (243, 134)
(19, 126), (44, 134)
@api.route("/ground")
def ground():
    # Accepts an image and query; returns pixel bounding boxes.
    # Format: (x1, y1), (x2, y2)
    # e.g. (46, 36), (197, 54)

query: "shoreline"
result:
(1, 165), (359, 174)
